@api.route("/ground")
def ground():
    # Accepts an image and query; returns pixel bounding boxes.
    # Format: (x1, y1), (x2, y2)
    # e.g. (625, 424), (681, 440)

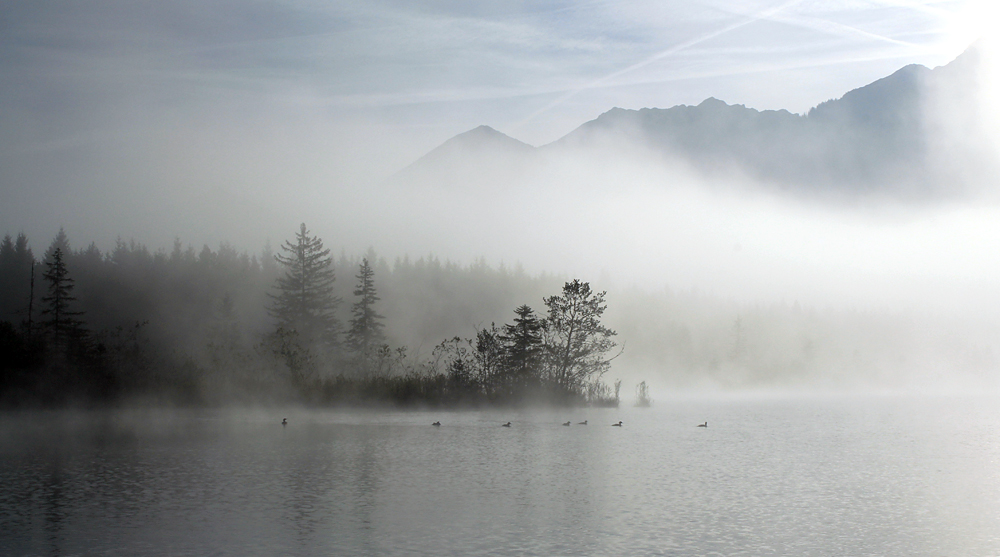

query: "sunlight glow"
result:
(947, 1), (999, 51)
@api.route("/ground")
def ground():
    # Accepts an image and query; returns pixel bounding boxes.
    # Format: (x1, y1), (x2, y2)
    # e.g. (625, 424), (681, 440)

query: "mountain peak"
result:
(698, 97), (729, 108)
(439, 125), (534, 151)
(396, 43), (984, 194)
(392, 125), (535, 185)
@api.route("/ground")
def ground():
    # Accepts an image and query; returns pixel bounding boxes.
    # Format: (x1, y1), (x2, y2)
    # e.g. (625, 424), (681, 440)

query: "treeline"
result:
(7, 225), (992, 404)
(0, 226), (621, 407)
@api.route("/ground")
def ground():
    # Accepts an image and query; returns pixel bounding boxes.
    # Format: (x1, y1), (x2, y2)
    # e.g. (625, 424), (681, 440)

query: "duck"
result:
(697, 422), (708, 428)
(502, 422), (511, 427)
(612, 421), (623, 427)
(281, 418), (287, 426)
(577, 420), (588, 425)
(562, 421), (571, 426)
(432, 421), (441, 426)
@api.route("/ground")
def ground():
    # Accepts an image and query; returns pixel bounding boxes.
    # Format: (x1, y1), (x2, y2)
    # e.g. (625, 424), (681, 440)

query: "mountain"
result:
(551, 62), (941, 189)
(418, 125), (534, 160)
(391, 125), (536, 189)
(395, 44), (987, 194)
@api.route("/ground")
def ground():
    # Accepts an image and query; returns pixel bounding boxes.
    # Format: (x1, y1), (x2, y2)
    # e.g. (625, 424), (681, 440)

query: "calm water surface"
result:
(2, 395), (999, 556)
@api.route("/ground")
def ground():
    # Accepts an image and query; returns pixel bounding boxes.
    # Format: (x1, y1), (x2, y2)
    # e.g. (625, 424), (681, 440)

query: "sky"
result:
(1, 1), (989, 159)
(1, 0), (998, 309)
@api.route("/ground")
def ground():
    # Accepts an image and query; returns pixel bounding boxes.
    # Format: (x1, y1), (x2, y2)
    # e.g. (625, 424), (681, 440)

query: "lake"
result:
(2, 395), (999, 556)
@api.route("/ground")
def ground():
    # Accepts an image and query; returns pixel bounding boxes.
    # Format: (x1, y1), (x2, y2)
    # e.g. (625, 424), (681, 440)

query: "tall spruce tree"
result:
(542, 280), (617, 393)
(268, 223), (341, 350)
(347, 258), (385, 356)
(41, 248), (85, 349)
(44, 227), (70, 264)
(501, 305), (545, 389)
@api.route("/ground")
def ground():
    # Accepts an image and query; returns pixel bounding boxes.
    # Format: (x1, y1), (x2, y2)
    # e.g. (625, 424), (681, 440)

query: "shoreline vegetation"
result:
(0, 225), (623, 409)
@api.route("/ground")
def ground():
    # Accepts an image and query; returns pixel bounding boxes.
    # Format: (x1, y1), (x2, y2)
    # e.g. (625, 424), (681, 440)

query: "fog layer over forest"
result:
(3, 28), (1000, 401)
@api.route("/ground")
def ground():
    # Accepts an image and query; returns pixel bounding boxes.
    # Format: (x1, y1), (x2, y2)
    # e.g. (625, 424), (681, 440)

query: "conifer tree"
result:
(44, 227), (70, 264)
(41, 248), (85, 349)
(268, 223), (341, 350)
(0, 233), (35, 325)
(347, 258), (385, 356)
(0, 235), (20, 322)
(501, 304), (545, 388)
(0, 235), (14, 271)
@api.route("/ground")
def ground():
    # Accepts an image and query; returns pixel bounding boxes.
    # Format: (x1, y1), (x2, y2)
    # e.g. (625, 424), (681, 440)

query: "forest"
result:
(3, 224), (996, 408)
(0, 225), (621, 407)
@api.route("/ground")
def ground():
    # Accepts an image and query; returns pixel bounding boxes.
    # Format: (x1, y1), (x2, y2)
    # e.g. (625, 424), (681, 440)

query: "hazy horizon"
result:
(4, 2), (1000, 395)
(3, 1), (997, 259)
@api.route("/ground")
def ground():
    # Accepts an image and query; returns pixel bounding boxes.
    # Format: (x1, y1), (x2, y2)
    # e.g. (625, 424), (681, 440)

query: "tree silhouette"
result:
(501, 304), (545, 390)
(472, 323), (505, 393)
(44, 227), (70, 264)
(41, 248), (85, 350)
(0, 233), (36, 327)
(268, 223), (341, 351)
(346, 258), (385, 357)
(542, 280), (617, 393)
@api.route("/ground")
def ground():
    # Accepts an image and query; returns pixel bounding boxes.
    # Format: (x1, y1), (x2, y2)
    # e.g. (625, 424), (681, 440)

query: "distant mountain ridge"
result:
(392, 125), (536, 187)
(553, 63), (929, 187)
(397, 44), (986, 192)
(421, 125), (534, 158)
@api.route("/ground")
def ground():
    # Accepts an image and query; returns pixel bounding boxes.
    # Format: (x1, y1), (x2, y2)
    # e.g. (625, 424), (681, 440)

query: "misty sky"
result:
(1, 1), (987, 149)
(2, 0), (999, 312)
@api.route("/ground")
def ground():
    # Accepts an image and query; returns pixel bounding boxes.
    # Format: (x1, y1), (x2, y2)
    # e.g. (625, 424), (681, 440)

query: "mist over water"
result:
(3, 397), (999, 556)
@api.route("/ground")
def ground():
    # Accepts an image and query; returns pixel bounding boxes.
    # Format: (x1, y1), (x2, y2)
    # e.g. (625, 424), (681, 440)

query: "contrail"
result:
(515, 0), (806, 127)
(755, 12), (916, 48)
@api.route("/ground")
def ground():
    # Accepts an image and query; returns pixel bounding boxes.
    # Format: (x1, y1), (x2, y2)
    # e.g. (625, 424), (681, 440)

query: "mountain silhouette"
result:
(392, 125), (536, 189)
(395, 44), (988, 194)
(553, 63), (930, 187)
(421, 125), (534, 158)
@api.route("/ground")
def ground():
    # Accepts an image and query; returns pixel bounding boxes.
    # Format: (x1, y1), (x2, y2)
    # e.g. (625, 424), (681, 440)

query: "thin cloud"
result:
(514, 0), (808, 126)
(752, 12), (919, 48)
